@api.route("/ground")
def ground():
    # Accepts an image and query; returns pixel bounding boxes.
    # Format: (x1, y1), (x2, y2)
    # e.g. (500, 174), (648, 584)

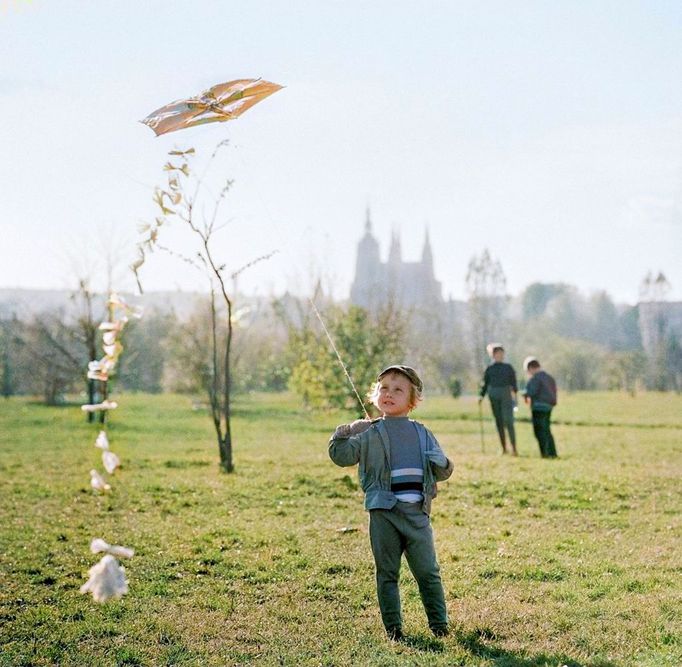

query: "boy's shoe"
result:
(431, 625), (449, 637)
(386, 626), (403, 641)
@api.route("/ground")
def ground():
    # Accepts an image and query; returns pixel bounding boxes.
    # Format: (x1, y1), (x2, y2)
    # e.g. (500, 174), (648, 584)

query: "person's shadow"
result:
(399, 627), (616, 666)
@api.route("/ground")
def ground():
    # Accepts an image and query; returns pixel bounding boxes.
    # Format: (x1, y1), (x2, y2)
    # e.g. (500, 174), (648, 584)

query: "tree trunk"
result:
(87, 379), (96, 423)
(220, 289), (233, 472)
(219, 432), (233, 473)
(216, 326), (233, 472)
(45, 377), (60, 406)
(1, 345), (12, 398)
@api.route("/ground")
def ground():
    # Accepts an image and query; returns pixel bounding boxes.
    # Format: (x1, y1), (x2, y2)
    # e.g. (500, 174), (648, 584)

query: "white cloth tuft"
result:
(90, 469), (111, 492)
(102, 451), (120, 474)
(80, 554), (128, 603)
(95, 431), (109, 450)
(81, 400), (118, 413)
(90, 538), (134, 559)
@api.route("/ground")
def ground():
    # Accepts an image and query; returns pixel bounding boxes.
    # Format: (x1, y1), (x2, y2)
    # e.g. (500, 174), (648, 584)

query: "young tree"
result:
(639, 271), (677, 390)
(521, 282), (569, 319)
(116, 309), (175, 393)
(70, 280), (101, 421)
(604, 351), (647, 395)
(0, 318), (16, 398)
(17, 314), (83, 405)
(664, 333), (682, 392)
(465, 249), (508, 375)
(551, 339), (604, 391)
(281, 297), (406, 411)
(133, 143), (275, 472)
(545, 289), (586, 340)
(162, 300), (215, 395)
(639, 271), (671, 303)
(588, 291), (621, 348)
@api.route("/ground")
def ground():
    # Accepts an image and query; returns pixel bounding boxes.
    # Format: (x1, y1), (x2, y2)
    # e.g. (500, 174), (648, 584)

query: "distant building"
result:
(638, 301), (682, 354)
(350, 208), (444, 312)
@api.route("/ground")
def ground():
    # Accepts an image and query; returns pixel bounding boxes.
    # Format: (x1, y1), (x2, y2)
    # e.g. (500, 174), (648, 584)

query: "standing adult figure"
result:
(523, 357), (558, 458)
(478, 343), (518, 455)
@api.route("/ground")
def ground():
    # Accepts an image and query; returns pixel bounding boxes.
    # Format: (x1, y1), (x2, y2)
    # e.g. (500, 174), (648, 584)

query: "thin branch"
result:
(34, 321), (82, 368)
(207, 180), (234, 235)
(156, 242), (205, 273)
(231, 250), (280, 280)
(212, 219), (233, 235)
(192, 138), (230, 204)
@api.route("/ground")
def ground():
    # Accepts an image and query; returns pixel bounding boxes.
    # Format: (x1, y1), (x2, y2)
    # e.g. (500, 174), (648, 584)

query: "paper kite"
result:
(140, 78), (283, 136)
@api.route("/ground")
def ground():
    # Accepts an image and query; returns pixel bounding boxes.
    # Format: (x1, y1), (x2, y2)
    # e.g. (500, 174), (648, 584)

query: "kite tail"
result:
(308, 297), (370, 420)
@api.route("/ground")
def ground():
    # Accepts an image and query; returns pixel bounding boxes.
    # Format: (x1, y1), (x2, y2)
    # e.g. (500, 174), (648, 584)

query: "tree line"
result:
(1, 268), (680, 406)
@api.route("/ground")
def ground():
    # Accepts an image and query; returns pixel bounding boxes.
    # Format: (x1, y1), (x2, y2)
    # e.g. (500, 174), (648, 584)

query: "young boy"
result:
(479, 343), (518, 455)
(328, 365), (454, 640)
(522, 357), (558, 458)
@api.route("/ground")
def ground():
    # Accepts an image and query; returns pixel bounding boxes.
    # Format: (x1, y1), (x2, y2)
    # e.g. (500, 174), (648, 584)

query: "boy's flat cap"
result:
(377, 365), (423, 392)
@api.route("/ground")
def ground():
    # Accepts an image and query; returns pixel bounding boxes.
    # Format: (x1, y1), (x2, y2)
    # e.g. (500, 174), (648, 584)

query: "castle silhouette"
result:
(350, 208), (444, 311)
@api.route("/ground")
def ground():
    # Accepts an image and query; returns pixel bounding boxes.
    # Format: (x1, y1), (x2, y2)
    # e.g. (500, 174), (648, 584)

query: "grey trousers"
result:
(369, 502), (448, 631)
(488, 386), (516, 448)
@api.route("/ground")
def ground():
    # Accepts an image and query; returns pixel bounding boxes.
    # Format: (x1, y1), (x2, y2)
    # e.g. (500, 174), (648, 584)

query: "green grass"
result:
(0, 391), (680, 666)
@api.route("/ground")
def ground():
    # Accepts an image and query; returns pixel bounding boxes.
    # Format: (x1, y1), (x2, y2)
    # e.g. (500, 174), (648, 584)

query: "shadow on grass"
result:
(428, 411), (682, 430)
(399, 633), (446, 653)
(453, 628), (616, 667)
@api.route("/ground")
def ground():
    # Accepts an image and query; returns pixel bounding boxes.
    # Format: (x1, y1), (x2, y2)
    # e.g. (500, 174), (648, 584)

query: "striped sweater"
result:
(384, 416), (423, 503)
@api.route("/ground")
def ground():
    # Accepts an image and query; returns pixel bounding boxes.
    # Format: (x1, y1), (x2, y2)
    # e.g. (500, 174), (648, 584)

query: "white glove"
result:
(426, 449), (448, 468)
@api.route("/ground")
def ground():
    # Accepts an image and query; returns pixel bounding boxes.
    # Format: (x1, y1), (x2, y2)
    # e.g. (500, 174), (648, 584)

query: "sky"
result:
(1, 0), (681, 303)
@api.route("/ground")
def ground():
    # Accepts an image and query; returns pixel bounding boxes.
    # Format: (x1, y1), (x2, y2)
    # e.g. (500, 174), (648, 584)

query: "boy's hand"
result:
(426, 449), (448, 468)
(333, 423), (352, 438)
(348, 418), (372, 435)
(333, 419), (371, 439)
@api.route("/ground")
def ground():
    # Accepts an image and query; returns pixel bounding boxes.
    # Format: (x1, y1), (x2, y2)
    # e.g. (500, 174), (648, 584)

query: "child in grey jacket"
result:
(329, 365), (454, 640)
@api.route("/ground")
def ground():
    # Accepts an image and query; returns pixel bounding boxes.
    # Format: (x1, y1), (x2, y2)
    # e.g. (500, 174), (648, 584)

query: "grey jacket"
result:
(328, 418), (454, 515)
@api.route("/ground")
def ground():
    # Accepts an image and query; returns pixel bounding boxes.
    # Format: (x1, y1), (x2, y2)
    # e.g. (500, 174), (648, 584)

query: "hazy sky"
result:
(1, 1), (681, 303)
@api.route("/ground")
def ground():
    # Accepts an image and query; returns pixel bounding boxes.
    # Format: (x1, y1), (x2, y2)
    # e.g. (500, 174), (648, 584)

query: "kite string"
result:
(308, 297), (370, 419)
(232, 142), (369, 419)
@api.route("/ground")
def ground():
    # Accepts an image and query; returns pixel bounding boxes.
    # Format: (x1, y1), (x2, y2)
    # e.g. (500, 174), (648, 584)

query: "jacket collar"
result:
(376, 419), (391, 463)
(415, 420), (428, 457)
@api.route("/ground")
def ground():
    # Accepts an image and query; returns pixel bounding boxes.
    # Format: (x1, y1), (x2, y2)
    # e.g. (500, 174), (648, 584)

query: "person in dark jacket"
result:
(479, 344), (518, 455)
(522, 357), (558, 458)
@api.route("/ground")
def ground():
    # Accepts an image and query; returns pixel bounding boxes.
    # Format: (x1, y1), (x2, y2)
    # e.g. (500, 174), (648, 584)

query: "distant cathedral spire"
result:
(388, 229), (402, 264)
(422, 226), (433, 272)
(351, 211), (443, 309)
(351, 207), (380, 307)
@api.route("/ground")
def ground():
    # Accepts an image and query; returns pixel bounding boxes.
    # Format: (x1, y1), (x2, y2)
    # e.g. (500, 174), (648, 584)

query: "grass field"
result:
(0, 391), (680, 666)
